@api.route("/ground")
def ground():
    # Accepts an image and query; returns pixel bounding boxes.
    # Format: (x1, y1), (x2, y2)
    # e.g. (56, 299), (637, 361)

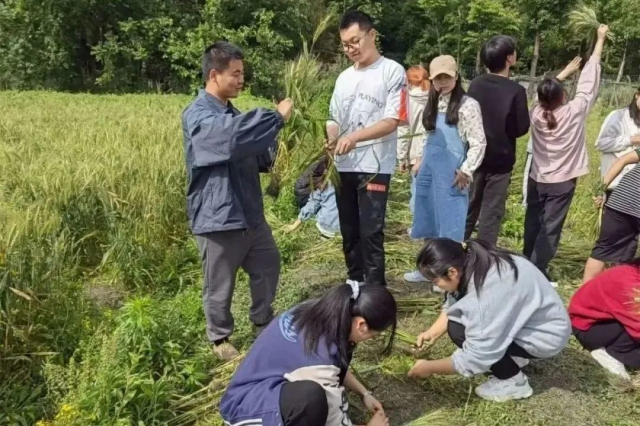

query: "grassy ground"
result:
(0, 91), (638, 425)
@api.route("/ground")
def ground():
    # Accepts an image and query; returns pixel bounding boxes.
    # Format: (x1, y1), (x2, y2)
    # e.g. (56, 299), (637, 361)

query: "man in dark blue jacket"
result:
(182, 41), (293, 360)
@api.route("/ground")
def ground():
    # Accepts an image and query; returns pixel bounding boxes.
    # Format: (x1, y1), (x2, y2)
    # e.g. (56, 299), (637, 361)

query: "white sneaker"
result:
(403, 270), (428, 283)
(590, 348), (630, 380)
(549, 281), (559, 288)
(474, 372), (534, 402)
(512, 356), (530, 369)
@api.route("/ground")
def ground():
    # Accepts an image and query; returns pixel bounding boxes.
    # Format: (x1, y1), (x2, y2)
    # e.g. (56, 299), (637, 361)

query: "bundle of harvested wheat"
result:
(569, 4), (615, 43)
(267, 14), (336, 197)
(395, 329), (418, 347)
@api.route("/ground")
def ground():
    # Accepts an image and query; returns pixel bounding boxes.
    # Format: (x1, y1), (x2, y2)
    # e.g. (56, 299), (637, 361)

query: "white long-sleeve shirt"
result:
(397, 87), (429, 165)
(595, 107), (639, 189)
(435, 93), (487, 178)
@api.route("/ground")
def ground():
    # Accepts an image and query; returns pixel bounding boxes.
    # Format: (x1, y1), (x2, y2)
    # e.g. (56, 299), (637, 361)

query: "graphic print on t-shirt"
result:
(328, 56), (406, 175)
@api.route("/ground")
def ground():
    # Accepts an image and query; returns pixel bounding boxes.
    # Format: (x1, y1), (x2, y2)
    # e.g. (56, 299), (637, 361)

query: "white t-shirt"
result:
(328, 56), (406, 175)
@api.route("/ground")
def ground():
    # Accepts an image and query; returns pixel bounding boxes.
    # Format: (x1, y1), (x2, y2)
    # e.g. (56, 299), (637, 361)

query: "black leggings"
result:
(280, 380), (328, 426)
(448, 321), (535, 380)
(573, 322), (640, 368)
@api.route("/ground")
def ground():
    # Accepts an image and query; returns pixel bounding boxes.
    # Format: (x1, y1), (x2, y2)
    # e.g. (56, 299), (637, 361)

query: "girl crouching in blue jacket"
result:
(220, 283), (397, 426)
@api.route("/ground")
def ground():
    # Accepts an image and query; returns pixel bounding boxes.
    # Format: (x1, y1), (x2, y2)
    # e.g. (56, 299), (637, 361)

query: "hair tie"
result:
(461, 242), (468, 251)
(347, 280), (360, 300)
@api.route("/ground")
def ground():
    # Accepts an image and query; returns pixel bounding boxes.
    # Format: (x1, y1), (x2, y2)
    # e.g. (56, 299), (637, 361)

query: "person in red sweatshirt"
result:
(568, 260), (640, 380)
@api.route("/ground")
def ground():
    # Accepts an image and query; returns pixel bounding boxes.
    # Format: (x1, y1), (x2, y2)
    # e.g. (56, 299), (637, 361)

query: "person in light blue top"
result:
(404, 55), (486, 288)
(407, 238), (570, 402)
(286, 157), (340, 238)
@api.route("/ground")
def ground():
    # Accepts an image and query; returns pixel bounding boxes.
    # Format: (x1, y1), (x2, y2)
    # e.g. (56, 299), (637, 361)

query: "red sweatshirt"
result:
(569, 265), (640, 339)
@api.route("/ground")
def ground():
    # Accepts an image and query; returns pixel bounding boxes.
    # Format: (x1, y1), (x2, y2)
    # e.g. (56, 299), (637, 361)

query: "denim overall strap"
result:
(411, 113), (469, 242)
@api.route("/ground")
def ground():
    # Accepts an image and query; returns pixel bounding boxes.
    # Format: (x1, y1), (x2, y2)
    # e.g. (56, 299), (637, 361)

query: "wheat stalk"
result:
(396, 297), (442, 313)
(268, 14), (335, 198)
(568, 4), (615, 42)
(169, 354), (246, 426)
(395, 330), (418, 346)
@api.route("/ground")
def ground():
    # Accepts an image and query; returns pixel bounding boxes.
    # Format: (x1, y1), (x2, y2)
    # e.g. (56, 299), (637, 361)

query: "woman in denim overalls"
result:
(404, 55), (487, 287)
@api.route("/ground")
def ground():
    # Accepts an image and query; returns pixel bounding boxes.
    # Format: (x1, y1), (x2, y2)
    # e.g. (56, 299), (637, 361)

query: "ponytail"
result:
(542, 109), (558, 130)
(537, 77), (565, 131)
(417, 238), (519, 295)
(292, 283), (397, 369)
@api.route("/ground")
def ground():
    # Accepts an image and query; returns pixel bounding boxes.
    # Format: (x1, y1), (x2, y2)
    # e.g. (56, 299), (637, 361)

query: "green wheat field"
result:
(1, 91), (639, 425)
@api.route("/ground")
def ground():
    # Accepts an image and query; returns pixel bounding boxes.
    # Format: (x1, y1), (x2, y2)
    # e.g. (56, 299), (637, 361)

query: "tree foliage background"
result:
(1, 0), (639, 97)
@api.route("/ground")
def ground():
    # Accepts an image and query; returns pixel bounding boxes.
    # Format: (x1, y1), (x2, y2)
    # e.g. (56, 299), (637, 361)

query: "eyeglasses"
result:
(341, 30), (371, 52)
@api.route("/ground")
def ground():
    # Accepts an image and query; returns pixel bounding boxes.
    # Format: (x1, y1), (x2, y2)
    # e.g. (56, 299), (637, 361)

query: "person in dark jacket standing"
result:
(465, 36), (530, 246)
(182, 41), (293, 361)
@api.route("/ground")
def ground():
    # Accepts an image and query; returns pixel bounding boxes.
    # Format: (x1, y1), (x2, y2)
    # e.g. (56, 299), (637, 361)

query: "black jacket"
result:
(468, 74), (530, 174)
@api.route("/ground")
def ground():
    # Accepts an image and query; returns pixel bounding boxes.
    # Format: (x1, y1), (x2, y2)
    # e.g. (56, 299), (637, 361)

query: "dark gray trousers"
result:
(523, 178), (577, 279)
(196, 222), (280, 343)
(465, 170), (512, 246)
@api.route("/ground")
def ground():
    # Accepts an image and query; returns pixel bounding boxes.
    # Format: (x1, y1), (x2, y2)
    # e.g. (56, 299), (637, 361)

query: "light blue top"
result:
(298, 184), (340, 233)
(445, 256), (571, 377)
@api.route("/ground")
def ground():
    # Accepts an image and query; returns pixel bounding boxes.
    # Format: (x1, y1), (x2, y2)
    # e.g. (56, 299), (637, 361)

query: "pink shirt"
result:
(529, 56), (601, 183)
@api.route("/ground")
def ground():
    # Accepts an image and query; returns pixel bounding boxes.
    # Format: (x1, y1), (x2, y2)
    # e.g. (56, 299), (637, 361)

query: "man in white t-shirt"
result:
(327, 11), (407, 286)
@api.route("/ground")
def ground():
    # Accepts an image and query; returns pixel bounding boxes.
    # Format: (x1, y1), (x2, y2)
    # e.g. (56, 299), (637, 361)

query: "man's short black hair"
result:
(202, 41), (244, 81)
(480, 35), (517, 73)
(339, 10), (374, 32)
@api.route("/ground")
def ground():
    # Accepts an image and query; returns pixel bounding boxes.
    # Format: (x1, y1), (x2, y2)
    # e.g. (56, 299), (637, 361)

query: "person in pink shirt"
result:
(524, 24), (609, 282)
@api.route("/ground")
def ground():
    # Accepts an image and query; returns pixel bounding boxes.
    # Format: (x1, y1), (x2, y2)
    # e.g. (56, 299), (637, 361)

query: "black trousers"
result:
(465, 170), (512, 246)
(280, 380), (328, 426)
(448, 321), (535, 380)
(591, 206), (640, 262)
(523, 178), (577, 279)
(573, 322), (640, 368)
(335, 172), (391, 286)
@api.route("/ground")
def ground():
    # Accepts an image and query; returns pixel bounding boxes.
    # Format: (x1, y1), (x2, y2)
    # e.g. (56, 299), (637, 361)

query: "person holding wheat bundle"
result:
(181, 42), (293, 361)
(524, 25), (609, 282)
(326, 10), (407, 287)
(580, 89), (640, 281)
(583, 148), (640, 282)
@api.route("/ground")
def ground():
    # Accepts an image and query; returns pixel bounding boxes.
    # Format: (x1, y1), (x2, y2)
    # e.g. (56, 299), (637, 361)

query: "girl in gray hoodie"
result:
(407, 238), (571, 402)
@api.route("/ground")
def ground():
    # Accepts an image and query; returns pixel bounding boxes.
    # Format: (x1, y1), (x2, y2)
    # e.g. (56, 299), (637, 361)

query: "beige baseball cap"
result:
(429, 55), (458, 79)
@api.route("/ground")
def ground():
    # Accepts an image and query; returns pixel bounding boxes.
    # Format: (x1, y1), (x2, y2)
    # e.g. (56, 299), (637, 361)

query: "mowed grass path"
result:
(1, 92), (638, 425)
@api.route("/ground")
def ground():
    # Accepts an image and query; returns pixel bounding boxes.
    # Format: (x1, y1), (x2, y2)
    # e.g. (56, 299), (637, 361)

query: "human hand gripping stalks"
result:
(592, 180), (608, 235)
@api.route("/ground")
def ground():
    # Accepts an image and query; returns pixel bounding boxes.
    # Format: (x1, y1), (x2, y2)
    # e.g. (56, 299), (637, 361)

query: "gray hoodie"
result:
(445, 255), (571, 377)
